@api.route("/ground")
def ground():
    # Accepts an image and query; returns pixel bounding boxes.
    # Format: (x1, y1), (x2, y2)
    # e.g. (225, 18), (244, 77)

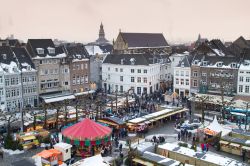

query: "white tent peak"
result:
(205, 115), (230, 136)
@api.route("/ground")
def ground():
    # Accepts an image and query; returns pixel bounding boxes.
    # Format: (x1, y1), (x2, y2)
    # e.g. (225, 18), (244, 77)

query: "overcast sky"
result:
(0, 0), (249, 44)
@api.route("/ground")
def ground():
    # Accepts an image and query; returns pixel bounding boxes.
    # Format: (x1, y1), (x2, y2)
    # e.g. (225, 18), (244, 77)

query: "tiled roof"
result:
(120, 32), (169, 48)
(103, 54), (154, 65)
(12, 47), (35, 69)
(27, 39), (56, 57)
(0, 46), (16, 65)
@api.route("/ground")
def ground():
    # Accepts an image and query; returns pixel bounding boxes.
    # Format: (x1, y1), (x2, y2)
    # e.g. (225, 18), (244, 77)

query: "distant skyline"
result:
(0, 0), (250, 44)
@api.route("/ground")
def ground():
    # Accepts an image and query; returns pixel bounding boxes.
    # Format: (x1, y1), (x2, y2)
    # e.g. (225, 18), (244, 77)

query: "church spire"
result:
(99, 22), (105, 39)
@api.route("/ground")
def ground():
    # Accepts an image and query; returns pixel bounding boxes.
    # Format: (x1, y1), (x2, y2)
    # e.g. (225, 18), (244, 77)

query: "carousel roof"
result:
(62, 118), (112, 140)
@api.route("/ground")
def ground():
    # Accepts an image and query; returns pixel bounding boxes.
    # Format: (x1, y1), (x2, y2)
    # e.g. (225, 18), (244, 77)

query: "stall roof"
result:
(43, 94), (75, 103)
(189, 94), (233, 105)
(222, 135), (248, 145)
(54, 142), (72, 149)
(142, 151), (181, 166)
(36, 149), (61, 159)
(104, 117), (125, 125)
(70, 154), (109, 166)
(204, 116), (231, 136)
(158, 143), (244, 166)
(128, 108), (187, 124)
(232, 129), (250, 137)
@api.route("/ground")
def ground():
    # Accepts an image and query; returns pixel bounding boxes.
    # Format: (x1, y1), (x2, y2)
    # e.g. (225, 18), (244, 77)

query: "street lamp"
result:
(245, 102), (249, 130)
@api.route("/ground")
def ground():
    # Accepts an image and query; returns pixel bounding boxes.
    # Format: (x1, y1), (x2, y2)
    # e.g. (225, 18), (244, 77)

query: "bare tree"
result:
(0, 110), (18, 135)
(195, 94), (210, 123)
(43, 102), (48, 129)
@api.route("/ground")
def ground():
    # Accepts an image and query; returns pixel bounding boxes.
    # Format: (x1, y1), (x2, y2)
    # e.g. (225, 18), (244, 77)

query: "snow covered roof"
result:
(158, 143), (244, 166)
(85, 45), (105, 55)
(205, 116), (231, 136)
(71, 154), (109, 166)
(43, 94), (75, 103)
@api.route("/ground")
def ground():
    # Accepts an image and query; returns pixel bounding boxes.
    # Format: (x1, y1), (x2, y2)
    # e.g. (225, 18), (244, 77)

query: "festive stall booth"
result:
(53, 142), (72, 163)
(61, 118), (112, 157)
(203, 116), (230, 137)
(36, 149), (63, 166)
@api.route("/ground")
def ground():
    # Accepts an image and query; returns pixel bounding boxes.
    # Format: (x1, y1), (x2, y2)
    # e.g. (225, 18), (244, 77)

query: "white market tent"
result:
(71, 154), (110, 166)
(204, 116), (231, 136)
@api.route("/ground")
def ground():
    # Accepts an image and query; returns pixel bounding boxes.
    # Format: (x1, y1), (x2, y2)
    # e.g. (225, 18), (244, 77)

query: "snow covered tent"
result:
(70, 154), (110, 166)
(203, 116), (231, 136)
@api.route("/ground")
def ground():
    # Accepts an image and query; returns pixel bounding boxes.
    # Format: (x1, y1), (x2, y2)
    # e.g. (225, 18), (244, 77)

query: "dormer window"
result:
(217, 62), (223, 67)
(4, 67), (9, 73)
(2, 54), (7, 59)
(27, 65), (31, 71)
(130, 58), (136, 65)
(47, 47), (55, 54)
(13, 67), (18, 72)
(36, 48), (44, 54)
(181, 62), (184, 67)
(193, 60), (199, 65)
(203, 61), (208, 66)
(231, 63), (237, 68)
(121, 59), (124, 65)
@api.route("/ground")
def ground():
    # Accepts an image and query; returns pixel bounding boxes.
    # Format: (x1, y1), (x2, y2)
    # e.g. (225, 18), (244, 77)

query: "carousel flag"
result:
(85, 139), (90, 146)
(96, 139), (101, 145)
(66, 137), (71, 144)
(80, 140), (84, 147)
(74, 139), (80, 146)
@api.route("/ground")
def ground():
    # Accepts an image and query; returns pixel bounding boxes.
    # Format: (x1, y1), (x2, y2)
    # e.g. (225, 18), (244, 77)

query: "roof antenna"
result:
(119, 29), (121, 33)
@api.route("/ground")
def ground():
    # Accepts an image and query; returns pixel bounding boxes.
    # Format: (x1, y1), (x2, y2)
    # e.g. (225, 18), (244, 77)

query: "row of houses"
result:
(173, 36), (250, 98)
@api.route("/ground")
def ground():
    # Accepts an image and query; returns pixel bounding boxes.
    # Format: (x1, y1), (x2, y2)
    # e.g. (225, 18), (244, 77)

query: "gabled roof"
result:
(228, 36), (250, 57)
(64, 44), (89, 59)
(120, 32), (169, 48)
(11, 47), (35, 69)
(176, 54), (193, 67)
(0, 46), (16, 65)
(27, 39), (57, 57)
(103, 53), (154, 66)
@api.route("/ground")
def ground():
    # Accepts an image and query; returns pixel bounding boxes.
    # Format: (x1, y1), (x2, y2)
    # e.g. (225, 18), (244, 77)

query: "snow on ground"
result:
(1, 148), (24, 155)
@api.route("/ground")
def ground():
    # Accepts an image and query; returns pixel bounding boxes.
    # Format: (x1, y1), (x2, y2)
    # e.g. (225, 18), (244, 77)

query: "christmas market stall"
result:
(61, 118), (112, 157)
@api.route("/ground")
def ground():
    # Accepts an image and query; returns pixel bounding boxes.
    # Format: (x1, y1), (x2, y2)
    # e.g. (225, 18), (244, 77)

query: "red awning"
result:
(62, 118), (112, 141)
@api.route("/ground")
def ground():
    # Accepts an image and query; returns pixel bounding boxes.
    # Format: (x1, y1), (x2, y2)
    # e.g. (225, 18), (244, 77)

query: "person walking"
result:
(119, 143), (123, 152)
(178, 132), (181, 141)
(206, 143), (209, 152)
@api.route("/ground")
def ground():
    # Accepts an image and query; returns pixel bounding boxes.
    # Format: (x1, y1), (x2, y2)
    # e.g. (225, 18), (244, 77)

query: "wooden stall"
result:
(219, 140), (231, 153)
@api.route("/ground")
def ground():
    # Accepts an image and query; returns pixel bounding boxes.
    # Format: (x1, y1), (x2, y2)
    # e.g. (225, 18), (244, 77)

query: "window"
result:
(85, 63), (88, 69)
(120, 68), (123, 72)
(48, 47), (55, 54)
(239, 85), (243, 93)
(72, 76), (76, 85)
(180, 79), (184, 85)
(181, 71), (184, 76)
(143, 77), (147, 83)
(137, 87), (141, 95)
(137, 77), (141, 83)
(246, 86), (250, 93)
(115, 68), (118, 72)
(11, 78), (15, 85)
(131, 77), (135, 82)
(246, 77), (250, 82)
(239, 76), (244, 82)
(81, 76), (84, 84)
(193, 80), (198, 87)
(193, 71), (198, 77)
(36, 48), (44, 54)
(186, 79), (189, 85)
(240, 71), (244, 74)
(108, 67), (110, 71)
(144, 70), (147, 73)
(45, 69), (48, 75)
(115, 85), (118, 92)
(175, 71), (179, 76)
(138, 69), (141, 73)
(247, 71), (250, 74)
(120, 85), (123, 92)
(5, 78), (9, 86)
(85, 75), (88, 83)
(185, 71), (189, 77)
(64, 68), (69, 73)
(131, 69), (134, 73)
(108, 74), (110, 80)
(203, 61), (208, 66)
(120, 76), (123, 82)
(202, 72), (207, 77)
(77, 76), (80, 84)
(176, 78), (179, 84)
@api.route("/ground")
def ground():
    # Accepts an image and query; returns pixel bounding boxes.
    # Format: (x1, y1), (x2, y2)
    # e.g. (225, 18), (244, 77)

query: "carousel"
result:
(61, 118), (112, 157)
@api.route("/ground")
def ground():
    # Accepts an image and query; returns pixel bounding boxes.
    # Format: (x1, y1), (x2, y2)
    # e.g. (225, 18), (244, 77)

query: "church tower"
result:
(99, 22), (105, 39)
(95, 22), (109, 45)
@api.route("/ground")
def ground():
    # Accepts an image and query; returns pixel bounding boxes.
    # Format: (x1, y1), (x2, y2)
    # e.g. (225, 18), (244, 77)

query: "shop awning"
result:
(22, 135), (36, 141)
(229, 143), (241, 147)
(219, 140), (229, 145)
(242, 146), (250, 151)
(132, 158), (154, 166)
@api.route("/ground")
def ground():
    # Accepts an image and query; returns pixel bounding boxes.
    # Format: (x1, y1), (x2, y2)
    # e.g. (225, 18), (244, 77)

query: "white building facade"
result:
(102, 54), (163, 95)
(173, 65), (191, 97)
(237, 61), (250, 96)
